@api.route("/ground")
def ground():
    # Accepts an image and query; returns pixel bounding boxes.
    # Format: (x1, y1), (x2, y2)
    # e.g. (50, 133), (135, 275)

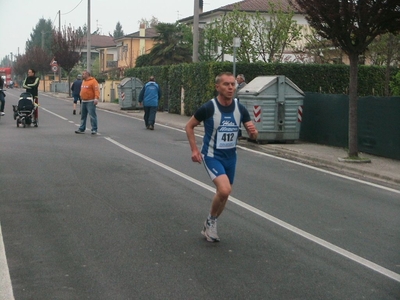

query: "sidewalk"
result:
(48, 93), (399, 190)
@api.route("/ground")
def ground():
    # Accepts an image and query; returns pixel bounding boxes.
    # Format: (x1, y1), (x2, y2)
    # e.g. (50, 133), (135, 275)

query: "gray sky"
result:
(0, 0), (234, 60)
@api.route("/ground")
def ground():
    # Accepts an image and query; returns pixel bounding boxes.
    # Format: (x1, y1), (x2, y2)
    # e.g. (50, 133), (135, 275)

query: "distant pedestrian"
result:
(235, 74), (247, 139)
(138, 76), (161, 130)
(185, 72), (258, 242)
(71, 74), (82, 115)
(23, 69), (40, 126)
(235, 74), (247, 96)
(0, 77), (5, 116)
(75, 70), (99, 135)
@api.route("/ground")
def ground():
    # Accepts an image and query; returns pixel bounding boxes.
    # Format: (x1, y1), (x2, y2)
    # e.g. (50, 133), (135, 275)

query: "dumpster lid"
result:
(238, 76), (304, 96)
(118, 77), (143, 87)
(119, 77), (131, 87)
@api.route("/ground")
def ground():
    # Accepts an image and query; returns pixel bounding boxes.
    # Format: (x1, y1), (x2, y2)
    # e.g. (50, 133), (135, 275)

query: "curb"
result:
(245, 143), (400, 187)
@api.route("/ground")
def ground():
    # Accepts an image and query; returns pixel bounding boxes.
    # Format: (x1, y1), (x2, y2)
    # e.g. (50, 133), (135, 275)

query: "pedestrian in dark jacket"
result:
(71, 74), (82, 115)
(0, 77), (5, 116)
(22, 69), (40, 125)
(138, 76), (161, 130)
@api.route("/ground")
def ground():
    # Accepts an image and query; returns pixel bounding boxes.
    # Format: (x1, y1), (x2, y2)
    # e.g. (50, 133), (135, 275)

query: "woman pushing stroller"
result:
(22, 69), (40, 125)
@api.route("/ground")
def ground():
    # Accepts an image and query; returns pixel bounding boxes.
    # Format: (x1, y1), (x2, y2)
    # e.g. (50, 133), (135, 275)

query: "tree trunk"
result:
(42, 74), (46, 92)
(348, 53), (359, 157)
(68, 74), (71, 97)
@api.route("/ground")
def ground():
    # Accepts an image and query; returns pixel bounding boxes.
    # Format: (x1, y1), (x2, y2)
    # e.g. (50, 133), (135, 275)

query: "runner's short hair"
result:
(215, 72), (234, 84)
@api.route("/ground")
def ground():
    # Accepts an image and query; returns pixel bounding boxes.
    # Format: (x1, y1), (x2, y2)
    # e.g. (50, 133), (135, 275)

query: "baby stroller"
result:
(12, 92), (38, 128)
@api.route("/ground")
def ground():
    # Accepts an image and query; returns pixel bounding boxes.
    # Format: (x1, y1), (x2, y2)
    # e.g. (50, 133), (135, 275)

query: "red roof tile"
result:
(219, 0), (296, 12)
(82, 35), (116, 48)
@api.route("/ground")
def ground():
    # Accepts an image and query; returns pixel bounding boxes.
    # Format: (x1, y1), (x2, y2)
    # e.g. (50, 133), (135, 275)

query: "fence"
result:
(49, 82), (70, 94)
(300, 93), (400, 160)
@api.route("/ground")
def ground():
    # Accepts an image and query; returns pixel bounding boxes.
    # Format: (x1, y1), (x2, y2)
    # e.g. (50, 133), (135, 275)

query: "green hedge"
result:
(125, 62), (397, 116)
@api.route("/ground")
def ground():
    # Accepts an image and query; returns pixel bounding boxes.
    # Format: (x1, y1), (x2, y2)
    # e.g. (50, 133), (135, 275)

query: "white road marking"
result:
(0, 224), (14, 300)
(40, 107), (68, 120)
(237, 146), (400, 195)
(101, 109), (398, 194)
(105, 137), (400, 283)
(3, 106), (394, 291)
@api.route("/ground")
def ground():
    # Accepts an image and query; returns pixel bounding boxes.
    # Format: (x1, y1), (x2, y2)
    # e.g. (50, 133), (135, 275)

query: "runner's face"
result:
(216, 75), (235, 99)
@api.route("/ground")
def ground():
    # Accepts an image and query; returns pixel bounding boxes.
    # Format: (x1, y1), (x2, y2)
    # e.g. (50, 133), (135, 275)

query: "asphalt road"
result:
(1, 90), (399, 299)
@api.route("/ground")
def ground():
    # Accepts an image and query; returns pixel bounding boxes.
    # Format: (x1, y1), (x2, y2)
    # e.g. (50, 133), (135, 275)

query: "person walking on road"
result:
(23, 69), (40, 126)
(75, 70), (99, 135)
(0, 77), (5, 116)
(71, 74), (82, 115)
(185, 72), (258, 242)
(138, 76), (161, 130)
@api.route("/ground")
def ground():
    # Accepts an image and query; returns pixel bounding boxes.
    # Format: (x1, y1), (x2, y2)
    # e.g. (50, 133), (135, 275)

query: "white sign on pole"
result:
(233, 37), (241, 48)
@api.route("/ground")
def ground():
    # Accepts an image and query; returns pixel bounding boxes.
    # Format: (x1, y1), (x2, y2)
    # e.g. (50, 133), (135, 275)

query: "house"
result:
(112, 24), (158, 75)
(80, 34), (117, 73)
(179, 0), (313, 63)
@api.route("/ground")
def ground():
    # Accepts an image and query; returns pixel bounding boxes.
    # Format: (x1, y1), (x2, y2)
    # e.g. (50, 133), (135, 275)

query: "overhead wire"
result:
(62, 0), (84, 15)
(51, 0), (84, 29)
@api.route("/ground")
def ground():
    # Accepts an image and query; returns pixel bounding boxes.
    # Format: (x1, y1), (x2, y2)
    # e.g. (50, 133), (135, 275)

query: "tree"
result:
(147, 22), (192, 66)
(135, 53), (153, 67)
(138, 17), (159, 29)
(291, 0), (400, 158)
(13, 54), (30, 78)
(76, 25), (87, 38)
(218, 9), (256, 62)
(25, 18), (54, 56)
(295, 28), (345, 64)
(367, 33), (400, 95)
(390, 70), (400, 95)
(52, 26), (84, 96)
(113, 21), (124, 39)
(25, 46), (53, 91)
(200, 4), (301, 63)
(199, 23), (222, 62)
(13, 48), (52, 80)
(199, 7), (256, 62)
(0, 56), (12, 68)
(253, 3), (302, 63)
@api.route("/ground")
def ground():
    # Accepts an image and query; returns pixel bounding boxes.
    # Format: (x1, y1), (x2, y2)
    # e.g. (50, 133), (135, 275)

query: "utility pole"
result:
(87, 0), (91, 73)
(233, 37), (241, 78)
(192, 0), (199, 62)
(41, 31), (45, 49)
(58, 10), (62, 82)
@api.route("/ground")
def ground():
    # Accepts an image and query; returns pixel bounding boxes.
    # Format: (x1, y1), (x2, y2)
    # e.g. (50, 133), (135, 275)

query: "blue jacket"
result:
(71, 79), (82, 96)
(139, 81), (161, 107)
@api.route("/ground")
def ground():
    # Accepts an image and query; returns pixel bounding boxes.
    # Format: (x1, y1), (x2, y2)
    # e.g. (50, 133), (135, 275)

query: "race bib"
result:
(216, 125), (239, 149)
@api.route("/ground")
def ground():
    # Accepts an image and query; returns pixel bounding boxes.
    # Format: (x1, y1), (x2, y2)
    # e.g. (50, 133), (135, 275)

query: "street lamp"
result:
(233, 37), (241, 78)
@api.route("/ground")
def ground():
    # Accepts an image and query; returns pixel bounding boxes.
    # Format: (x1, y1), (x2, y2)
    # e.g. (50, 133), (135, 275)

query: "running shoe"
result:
(201, 219), (220, 242)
